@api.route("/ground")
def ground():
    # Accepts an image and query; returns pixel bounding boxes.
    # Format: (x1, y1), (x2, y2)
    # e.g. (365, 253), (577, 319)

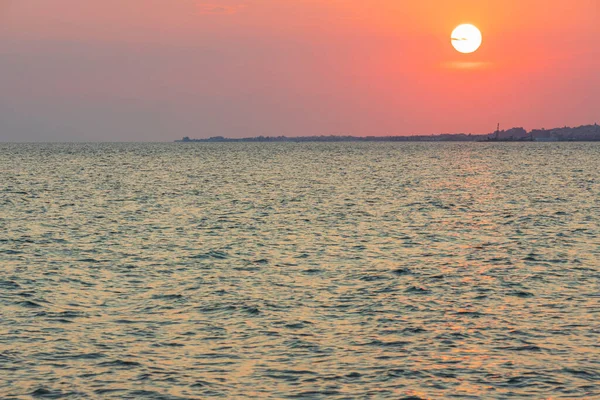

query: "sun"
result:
(451, 24), (482, 54)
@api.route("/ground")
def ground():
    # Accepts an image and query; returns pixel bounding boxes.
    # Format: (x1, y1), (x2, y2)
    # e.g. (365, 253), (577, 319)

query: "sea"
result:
(1, 142), (599, 399)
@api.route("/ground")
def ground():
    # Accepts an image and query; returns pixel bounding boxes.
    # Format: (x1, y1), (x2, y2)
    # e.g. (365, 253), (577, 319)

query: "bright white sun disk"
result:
(451, 24), (482, 54)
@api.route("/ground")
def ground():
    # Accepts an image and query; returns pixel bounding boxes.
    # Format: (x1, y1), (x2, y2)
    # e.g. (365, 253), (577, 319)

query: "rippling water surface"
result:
(1, 142), (599, 399)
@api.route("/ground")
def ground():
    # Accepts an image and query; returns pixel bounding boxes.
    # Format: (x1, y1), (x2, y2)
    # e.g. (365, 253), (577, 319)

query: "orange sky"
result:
(0, 1), (598, 140)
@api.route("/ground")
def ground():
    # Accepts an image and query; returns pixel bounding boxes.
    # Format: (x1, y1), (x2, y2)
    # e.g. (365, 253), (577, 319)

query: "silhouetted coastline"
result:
(176, 124), (600, 142)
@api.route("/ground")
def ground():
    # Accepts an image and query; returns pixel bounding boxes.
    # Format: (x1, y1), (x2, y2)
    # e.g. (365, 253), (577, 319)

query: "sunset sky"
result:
(1, 1), (598, 141)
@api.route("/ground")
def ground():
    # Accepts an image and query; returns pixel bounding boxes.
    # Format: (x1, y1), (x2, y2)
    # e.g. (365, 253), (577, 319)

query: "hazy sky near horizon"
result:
(1, 1), (599, 141)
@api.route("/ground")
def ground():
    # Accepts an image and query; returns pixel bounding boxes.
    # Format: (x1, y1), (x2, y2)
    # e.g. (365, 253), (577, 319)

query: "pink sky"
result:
(0, 1), (599, 140)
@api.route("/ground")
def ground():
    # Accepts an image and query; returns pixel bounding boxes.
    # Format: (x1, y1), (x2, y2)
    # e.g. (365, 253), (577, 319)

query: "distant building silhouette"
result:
(176, 124), (600, 142)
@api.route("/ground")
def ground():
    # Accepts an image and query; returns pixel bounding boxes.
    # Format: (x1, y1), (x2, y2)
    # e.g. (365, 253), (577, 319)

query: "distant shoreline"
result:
(176, 124), (600, 143)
